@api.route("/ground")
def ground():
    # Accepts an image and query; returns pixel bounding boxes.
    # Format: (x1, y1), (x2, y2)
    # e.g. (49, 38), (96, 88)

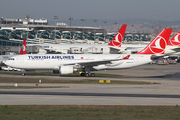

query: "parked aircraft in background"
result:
(165, 31), (180, 55)
(3, 29), (172, 77)
(19, 39), (26, 54)
(120, 31), (180, 56)
(27, 24), (127, 54)
(0, 39), (26, 65)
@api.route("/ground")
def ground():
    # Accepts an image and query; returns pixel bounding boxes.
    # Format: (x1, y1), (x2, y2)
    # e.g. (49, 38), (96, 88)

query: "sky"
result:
(0, 0), (180, 23)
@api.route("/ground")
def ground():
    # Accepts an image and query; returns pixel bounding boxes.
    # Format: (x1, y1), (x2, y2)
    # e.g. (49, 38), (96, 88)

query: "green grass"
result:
(0, 77), (156, 84)
(0, 71), (122, 77)
(0, 86), (68, 89)
(0, 105), (180, 120)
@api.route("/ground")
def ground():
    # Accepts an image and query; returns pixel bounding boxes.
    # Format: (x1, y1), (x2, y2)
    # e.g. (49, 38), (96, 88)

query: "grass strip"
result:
(0, 86), (68, 89)
(0, 105), (179, 120)
(0, 77), (156, 84)
(0, 71), (122, 77)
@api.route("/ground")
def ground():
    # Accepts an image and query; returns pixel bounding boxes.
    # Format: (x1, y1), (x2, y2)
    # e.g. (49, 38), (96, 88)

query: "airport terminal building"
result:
(0, 17), (151, 55)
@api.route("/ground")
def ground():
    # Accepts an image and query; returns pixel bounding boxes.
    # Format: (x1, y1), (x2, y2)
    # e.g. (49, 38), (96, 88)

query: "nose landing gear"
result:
(21, 69), (26, 76)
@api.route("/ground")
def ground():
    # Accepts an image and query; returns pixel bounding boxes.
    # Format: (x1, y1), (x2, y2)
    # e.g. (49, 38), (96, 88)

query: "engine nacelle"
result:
(59, 66), (74, 74)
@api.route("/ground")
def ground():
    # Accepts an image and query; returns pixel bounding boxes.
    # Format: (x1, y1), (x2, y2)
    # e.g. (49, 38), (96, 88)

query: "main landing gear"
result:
(85, 73), (95, 77)
(79, 72), (95, 77)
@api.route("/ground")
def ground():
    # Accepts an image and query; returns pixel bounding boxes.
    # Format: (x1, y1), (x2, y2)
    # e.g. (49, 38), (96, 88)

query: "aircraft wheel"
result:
(91, 73), (95, 77)
(85, 73), (95, 77)
(85, 73), (90, 77)
(80, 73), (85, 76)
(22, 73), (25, 76)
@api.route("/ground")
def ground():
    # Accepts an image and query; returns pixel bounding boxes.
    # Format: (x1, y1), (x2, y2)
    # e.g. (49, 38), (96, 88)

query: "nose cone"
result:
(3, 59), (6, 63)
(2, 60), (8, 65)
(0, 60), (7, 66)
(2, 60), (6, 64)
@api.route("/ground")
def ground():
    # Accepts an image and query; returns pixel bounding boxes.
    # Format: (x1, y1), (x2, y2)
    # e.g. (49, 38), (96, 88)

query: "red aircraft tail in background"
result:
(108, 24), (127, 47)
(136, 29), (172, 54)
(19, 39), (26, 55)
(167, 31), (180, 46)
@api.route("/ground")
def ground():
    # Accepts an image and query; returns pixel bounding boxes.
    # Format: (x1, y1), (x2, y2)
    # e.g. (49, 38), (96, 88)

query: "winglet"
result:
(122, 55), (130, 59)
(19, 39), (26, 54)
(108, 24), (127, 47)
(136, 29), (172, 55)
(167, 31), (180, 46)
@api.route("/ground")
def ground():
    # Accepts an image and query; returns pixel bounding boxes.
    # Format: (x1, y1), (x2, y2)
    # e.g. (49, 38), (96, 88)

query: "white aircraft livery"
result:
(165, 31), (180, 55)
(3, 29), (172, 77)
(119, 30), (180, 56)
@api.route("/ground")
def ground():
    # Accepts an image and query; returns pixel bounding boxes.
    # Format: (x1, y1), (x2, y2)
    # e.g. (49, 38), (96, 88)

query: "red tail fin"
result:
(167, 31), (180, 46)
(136, 29), (172, 54)
(108, 24), (127, 47)
(19, 39), (26, 54)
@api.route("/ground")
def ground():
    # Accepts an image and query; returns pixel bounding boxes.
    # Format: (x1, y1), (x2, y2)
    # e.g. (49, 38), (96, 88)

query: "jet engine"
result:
(59, 66), (77, 74)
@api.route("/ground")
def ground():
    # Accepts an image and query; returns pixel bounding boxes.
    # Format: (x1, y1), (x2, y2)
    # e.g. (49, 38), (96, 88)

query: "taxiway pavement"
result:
(0, 63), (180, 105)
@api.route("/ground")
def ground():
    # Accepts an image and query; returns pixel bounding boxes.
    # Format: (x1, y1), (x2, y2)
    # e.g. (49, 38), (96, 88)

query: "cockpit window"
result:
(8, 58), (15, 60)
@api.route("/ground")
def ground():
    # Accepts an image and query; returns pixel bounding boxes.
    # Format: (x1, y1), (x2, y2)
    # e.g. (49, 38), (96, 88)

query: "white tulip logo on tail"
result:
(108, 24), (127, 47)
(169, 33), (180, 46)
(22, 45), (26, 52)
(19, 39), (26, 55)
(149, 36), (166, 54)
(111, 33), (122, 47)
(136, 29), (172, 54)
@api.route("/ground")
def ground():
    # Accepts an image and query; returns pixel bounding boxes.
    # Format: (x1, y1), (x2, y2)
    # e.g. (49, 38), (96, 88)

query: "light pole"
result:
(68, 17), (73, 41)
(151, 25), (154, 41)
(103, 21), (107, 40)
(25, 15), (30, 43)
(81, 18), (86, 40)
(131, 24), (134, 41)
(93, 19), (97, 41)
(151, 25), (154, 34)
(114, 22), (117, 32)
(140, 25), (143, 42)
(53, 16), (58, 42)
(0, 17), (3, 24)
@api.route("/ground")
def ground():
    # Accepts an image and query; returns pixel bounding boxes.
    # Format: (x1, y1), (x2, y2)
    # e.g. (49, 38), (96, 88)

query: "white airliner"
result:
(165, 31), (180, 55)
(121, 31), (180, 56)
(0, 39), (26, 65)
(27, 24), (127, 54)
(3, 29), (172, 76)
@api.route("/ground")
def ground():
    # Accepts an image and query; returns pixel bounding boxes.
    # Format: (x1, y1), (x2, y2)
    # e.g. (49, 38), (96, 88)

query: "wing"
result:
(109, 47), (121, 54)
(171, 47), (180, 52)
(44, 48), (60, 54)
(125, 47), (145, 50)
(59, 55), (131, 67)
(150, 53), (176, 61)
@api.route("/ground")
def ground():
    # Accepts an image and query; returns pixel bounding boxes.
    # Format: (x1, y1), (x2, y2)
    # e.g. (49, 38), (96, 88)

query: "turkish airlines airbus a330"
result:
(3, 29), (172, 76)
